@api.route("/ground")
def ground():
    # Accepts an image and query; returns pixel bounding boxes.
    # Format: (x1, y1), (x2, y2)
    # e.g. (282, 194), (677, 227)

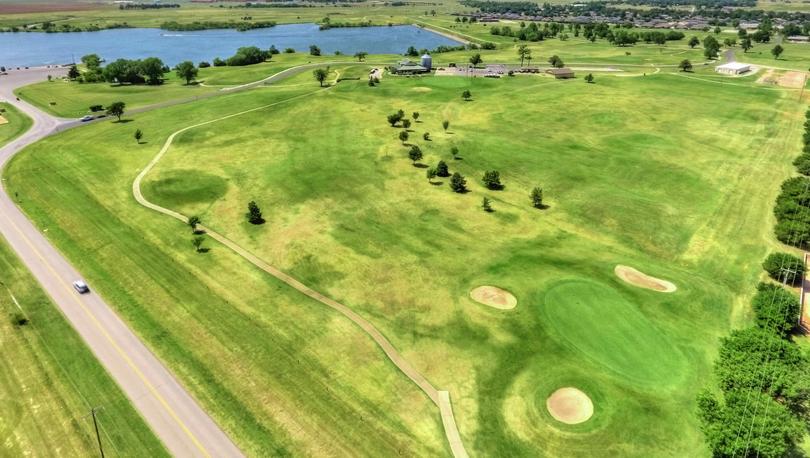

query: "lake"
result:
(0, 24), (462, 68)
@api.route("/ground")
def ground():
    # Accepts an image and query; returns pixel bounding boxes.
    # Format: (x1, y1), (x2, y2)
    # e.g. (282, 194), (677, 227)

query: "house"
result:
(546, 68), (575, 79)
(715, 62), (751, 75)
(788, 35), (810, 43)
(391, 60), (429, 75)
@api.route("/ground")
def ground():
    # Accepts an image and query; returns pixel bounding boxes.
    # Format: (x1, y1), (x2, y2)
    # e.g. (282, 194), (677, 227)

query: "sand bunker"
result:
(0, 115), (7, 125)
(546, 387), (593, 424)
(411, 86), (432, 92)
(469, 285), (517, 310)
(615, 265), (676, 292)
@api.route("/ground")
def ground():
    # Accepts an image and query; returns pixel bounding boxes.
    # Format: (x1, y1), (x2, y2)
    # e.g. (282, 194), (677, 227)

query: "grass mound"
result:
(142, 168), (228, 208)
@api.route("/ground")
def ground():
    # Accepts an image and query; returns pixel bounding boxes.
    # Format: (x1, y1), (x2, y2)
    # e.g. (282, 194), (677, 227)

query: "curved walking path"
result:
(132, 75), (469, 458)
(0, 68), (243, 457)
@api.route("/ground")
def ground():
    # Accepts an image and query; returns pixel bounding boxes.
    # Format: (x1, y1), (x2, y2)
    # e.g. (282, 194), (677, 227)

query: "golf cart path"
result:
(0, 67), (243, 458)
(131, 75), (469, 458)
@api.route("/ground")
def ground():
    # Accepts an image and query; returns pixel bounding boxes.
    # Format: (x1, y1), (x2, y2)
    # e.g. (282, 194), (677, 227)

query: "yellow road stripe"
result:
(0, 204), (211, 458)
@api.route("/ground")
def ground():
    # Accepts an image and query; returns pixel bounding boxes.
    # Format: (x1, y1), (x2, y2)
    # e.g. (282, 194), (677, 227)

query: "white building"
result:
(715, 62), (751, 75)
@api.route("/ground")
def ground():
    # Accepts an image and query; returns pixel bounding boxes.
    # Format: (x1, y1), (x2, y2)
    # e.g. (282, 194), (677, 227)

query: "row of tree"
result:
(697, 272), (807, 456)
(775, 109), (810, 247)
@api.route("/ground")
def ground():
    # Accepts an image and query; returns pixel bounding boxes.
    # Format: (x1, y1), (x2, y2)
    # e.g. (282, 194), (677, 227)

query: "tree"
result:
(688, 36), (700, 48)
(107, 101), (126, 121)
(462, 90), (472, 101)
(762, 252), (805, 286)
(678, 59), (693, 72)
(405, 46), (419, 57)
(703, 35), (720, 59)
(402, 119), (412, 129)
(103, 58), (143, 84)
(247, 201), (265, 224)
(423, 132), (431, 141)
(482, 197), (493, 212)
(517, 44), (531, 66)
(771, 44), (784, 59)
(469, 53), (483, 66)
(354, 51), (368, 61)
(723, 37), (737, 48)
(442, 120), (449, 131)
(313, 68), (329, 87)
(548, 55), (564, 68)
(751, 282), (800, 336)
(426, 168), (437, 183)
(134, 129), (143, 143)
(309, 45), (321, 56)
(81, 53), (102, 70)
(140, 57), (166, 85)
(584, 73), (594, 83)
(713, 26), (721, 34)
(450, 146), (459, 160)
(436, 160), (449, 177)
(175, 60), (198, 85)
(387, 112), (403, 127)
(450, 173), (467, 193)
(531, 187), (543, 208)
(413, 112), (420, 121)
(192, 236), (205, 253)
(409, 145), (423, 164)
(399, 130), (409, 144)
(67, 65), (80, 80)
(741, 37), (753, 53)
(482, 171), (502, 190)
(188, 215), (201, 232)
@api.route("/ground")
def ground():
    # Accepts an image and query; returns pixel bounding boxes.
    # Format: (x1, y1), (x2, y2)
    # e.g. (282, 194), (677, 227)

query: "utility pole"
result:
(91, 407), (105, 458)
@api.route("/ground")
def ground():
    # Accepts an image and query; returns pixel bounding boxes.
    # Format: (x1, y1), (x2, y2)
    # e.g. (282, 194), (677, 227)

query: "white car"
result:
(72, 280), (89, 294)
(80, 115), (94, 122)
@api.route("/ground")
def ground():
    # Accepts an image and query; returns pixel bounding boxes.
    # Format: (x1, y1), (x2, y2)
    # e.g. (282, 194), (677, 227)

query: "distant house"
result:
(391, 60), (429, 75)
(787, 35), (810, 43)
(715, 62), (751, 75)
(546, 68), (575, 79)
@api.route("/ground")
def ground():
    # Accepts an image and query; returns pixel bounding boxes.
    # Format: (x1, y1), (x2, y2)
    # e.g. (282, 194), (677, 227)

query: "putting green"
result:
(542, 280), (686, 386)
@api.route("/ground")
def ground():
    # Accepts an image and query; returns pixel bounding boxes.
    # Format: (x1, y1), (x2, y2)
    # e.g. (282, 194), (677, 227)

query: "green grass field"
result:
(5, 57), (806, 456)
(0, 103), (32, 144)
(0, 226), (166, 456)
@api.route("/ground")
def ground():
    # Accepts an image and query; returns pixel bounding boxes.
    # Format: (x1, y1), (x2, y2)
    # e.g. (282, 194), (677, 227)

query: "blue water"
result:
(0, 24), (461, 67)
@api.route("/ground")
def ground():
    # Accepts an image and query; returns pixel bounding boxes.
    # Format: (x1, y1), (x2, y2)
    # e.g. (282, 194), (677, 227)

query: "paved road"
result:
(0, 67), (243, 458)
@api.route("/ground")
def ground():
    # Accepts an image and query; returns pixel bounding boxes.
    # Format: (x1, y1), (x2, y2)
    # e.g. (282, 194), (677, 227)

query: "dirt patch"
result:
(411, 87), (432, 92)
(0, 115), (7, 125)
(778, 71), (807, 89)
(546, 387), (593, 424)
(615, 265), (677, 293)
(756, 69), (776, 85)
(469, 285), (517, 310)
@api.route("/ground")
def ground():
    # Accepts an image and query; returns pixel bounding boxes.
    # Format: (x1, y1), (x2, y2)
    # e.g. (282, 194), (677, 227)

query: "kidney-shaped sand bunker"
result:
(469, 286), (517, 310)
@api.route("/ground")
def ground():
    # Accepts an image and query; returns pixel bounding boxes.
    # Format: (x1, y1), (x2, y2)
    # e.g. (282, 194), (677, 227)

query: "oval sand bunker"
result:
(469, 286), (517, 310)
(546, 387), (594, 424)
(615, 265), (677, 293)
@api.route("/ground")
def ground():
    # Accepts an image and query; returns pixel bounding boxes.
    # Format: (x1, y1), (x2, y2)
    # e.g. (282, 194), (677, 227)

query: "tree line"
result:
(697, 105), (810, 457)
(775, 109), (810, 247)
(159, 20), (276, 32)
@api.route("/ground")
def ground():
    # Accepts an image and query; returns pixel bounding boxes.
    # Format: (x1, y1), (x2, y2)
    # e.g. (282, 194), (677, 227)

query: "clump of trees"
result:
(548, 55), (564, 68)
(226, 46), (270, 66)
(101, 57), (167, 85)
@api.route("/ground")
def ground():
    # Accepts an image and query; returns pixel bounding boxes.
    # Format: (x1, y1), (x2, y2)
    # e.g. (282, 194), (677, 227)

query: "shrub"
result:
(450, 172), (467, 193)
(198, 61), (211, 68)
